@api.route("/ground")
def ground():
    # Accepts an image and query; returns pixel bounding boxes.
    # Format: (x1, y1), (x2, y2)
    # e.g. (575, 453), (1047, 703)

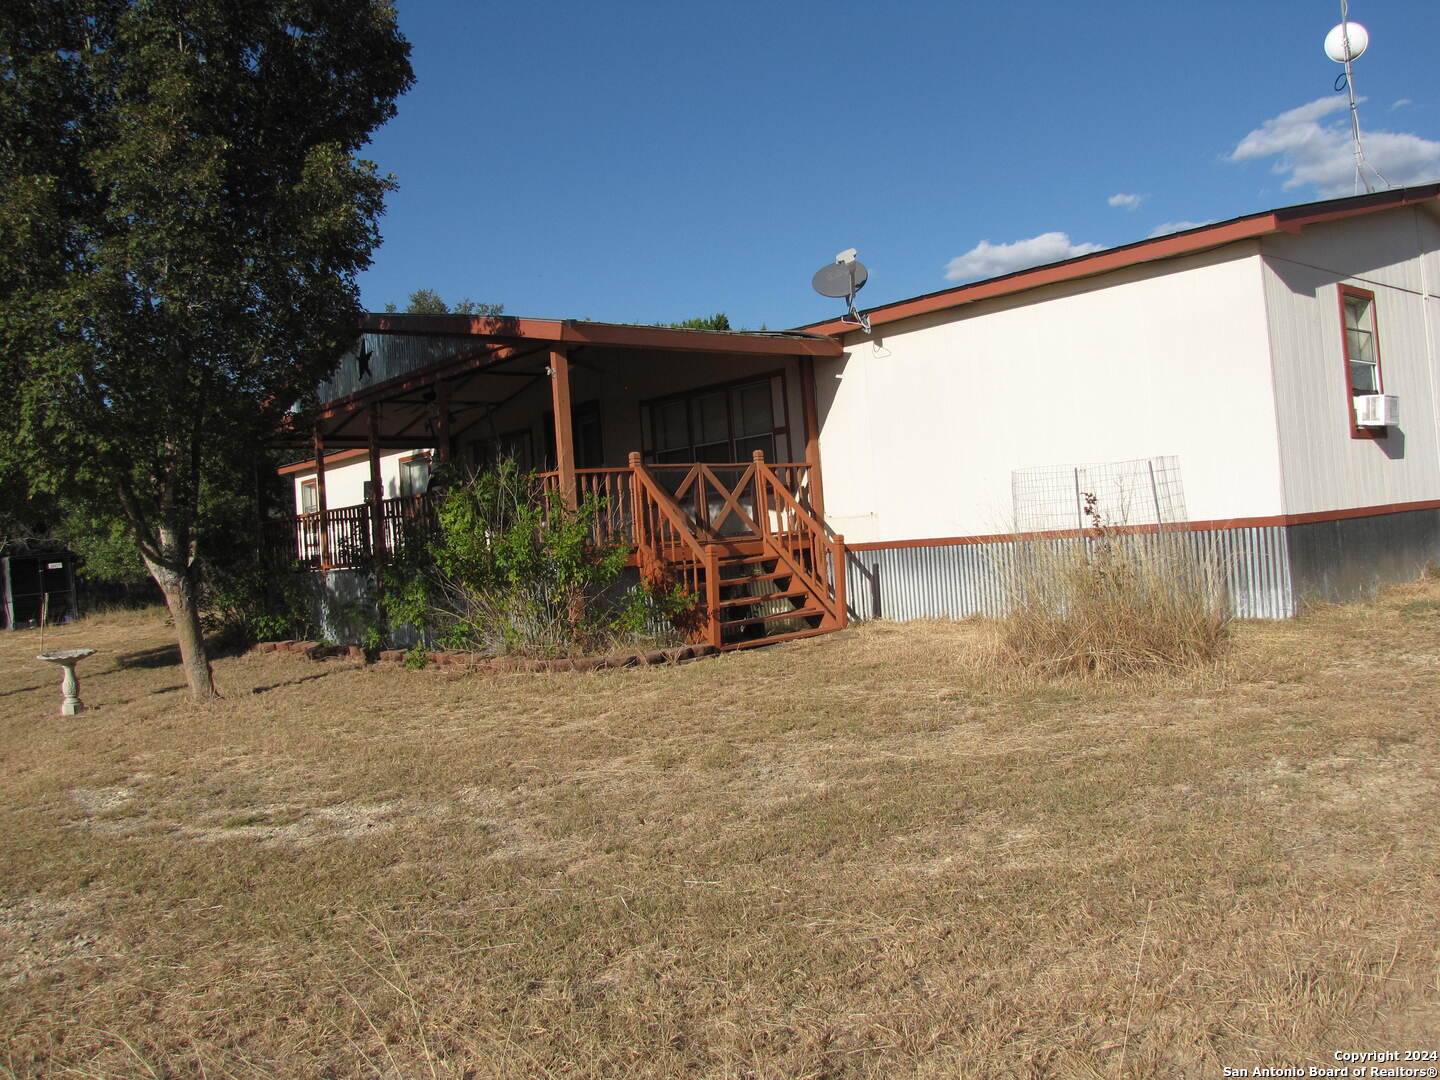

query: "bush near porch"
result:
(379, 462), (687, 658)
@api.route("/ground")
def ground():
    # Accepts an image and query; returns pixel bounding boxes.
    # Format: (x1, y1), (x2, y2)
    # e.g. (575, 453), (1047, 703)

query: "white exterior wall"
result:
(815, 246), (1285, 543)
(1260, 205), (1440, 516)
(290, 449), (423, 512)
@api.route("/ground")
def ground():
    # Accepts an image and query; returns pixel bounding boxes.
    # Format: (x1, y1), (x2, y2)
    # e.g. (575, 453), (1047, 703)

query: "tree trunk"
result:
(144, 557), (217, 701)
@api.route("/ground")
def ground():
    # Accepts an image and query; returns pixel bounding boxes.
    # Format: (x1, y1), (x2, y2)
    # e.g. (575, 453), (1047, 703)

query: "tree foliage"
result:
(0, 0), (413, 696)
(663, 313), (732, 331)
(385, 289), (504, 316)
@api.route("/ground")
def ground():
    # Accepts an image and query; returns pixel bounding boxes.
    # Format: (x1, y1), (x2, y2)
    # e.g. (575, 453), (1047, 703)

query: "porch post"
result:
(367, 406), (387, 561)
(798, 355), (827, 521)
(549, 346), (577, 509)
(313, 425), (331, 568)
(434, 378), (452, 465)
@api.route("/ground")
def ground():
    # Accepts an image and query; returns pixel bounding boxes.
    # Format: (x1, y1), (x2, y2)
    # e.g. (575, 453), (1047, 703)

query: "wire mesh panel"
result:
(1012, 456), (1188, 534)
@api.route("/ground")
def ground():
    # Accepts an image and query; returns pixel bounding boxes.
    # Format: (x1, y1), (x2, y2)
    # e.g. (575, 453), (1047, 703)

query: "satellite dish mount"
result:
(811, 248), (872, 334)
(1325, 2), (1389, 194)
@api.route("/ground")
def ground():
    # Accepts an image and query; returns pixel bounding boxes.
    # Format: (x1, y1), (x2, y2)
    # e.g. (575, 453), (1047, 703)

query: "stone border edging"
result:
(247, 639), (720, 672)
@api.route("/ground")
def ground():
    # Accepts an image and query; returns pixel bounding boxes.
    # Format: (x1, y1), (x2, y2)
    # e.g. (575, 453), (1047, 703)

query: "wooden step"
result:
(715, 589), (808, 610)
(719, 625), (836, 651)
(720, 606), (824, 632)
(718, 569), (789, 587)
(716, 553), (774, 569)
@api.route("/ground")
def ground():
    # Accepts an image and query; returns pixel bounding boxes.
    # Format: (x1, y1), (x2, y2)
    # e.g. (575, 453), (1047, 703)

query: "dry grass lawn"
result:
(1, 583), (1439, 1078)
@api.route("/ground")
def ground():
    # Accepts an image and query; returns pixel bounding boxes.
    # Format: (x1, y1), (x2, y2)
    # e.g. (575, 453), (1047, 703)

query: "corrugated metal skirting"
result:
(845, 525), (1294, 622)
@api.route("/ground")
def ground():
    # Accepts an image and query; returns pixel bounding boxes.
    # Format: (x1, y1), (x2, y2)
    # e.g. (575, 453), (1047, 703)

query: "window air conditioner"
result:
(1354, 394), (1398, 427)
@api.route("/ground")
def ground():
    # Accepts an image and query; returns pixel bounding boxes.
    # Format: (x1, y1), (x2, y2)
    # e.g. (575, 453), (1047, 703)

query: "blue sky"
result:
(356, 0), (1440, 330)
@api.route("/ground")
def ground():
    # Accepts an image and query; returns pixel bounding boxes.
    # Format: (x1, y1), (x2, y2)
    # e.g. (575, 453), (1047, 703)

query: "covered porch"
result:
(272, 315), (849, 648)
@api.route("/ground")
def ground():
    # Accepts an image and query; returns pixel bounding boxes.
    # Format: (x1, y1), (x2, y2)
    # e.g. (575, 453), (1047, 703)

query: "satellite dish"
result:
(812, 260), (868, 299)
(811, 248), (872, 333)
(1324, 21), (1368, 62)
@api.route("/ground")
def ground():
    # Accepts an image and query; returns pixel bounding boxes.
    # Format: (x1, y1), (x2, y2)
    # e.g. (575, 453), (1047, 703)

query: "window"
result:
(466, 430), (535, 472)
(299, 479), (318, 515)
(542, 402), (603, 469)
(646, 376), (785, 464)
(399, 454), (431, 497)
(1339, 285), (1384, 438)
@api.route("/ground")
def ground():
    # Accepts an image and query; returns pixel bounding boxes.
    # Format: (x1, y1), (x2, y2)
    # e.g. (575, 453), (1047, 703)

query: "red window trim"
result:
(1338, 283), (1385, 440)
(299, 478), (318, 515)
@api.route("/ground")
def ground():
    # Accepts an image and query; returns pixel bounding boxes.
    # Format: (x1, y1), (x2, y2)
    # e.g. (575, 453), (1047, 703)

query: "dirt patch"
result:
(0, 896), (102, 987)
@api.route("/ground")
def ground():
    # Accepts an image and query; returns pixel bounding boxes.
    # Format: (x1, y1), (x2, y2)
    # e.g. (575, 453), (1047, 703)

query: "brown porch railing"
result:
(536, 467), (636, 547)
(262, 492), (437, 570)
(537, 461), (812, 549)
(753, 455), (847, 629)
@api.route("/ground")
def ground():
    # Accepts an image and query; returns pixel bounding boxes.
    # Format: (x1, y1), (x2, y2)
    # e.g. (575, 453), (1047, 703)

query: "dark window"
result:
(648, 378), (779, 464)
(467, 430), (535, 472)
(542, 402), (604, 470)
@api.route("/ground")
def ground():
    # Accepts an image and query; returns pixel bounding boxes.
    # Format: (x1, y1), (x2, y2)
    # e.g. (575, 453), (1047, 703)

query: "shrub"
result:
(381, 462), (683, 657)
(999, 494), (1230, 677)
(199, 556), (318, 644)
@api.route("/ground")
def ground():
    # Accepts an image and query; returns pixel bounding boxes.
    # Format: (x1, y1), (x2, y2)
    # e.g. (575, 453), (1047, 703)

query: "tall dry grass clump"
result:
(999, 494), (1230, 677)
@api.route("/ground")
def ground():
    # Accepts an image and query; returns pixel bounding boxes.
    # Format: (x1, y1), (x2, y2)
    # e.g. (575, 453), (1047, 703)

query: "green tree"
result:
(384, 289), (504, 316)
(663, 313), (732, 331)
(0, 0), (413, 698)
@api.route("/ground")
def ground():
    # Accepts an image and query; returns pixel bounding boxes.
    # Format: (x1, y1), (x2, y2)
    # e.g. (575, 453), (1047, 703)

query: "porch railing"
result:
(537, 460), (813, 549)
(263, 492), (437, 570)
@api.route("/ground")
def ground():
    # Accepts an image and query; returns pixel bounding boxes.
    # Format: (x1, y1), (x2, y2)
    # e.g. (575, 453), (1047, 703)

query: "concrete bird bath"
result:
(37, 648), (96, 716)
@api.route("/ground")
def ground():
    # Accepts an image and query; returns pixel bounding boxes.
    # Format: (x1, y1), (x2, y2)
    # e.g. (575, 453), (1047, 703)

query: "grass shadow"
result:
(104, 684), (187, 707)
(249, 670), (346, 696)
(115, 636), (248, 671)
(115, 644), (182, 670)
(0, 682), (51, 699)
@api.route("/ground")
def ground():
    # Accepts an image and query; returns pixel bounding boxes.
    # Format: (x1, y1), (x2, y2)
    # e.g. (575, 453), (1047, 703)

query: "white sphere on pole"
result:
(1324, 21), (1369, 63)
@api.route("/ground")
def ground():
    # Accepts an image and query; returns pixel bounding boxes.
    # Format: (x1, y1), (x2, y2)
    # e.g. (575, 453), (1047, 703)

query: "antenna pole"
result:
(1339, 2), (1367, 194)
(1337, 0), (1389, 194)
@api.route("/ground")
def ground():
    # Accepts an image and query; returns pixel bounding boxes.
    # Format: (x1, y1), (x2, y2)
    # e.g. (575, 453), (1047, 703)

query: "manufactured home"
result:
(276, 183), (1440, 643)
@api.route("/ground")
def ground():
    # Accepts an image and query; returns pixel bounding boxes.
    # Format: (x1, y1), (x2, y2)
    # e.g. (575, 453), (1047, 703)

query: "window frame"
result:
(398, 452), (432, 497)
(299, 478), (318, 515)
(640, 371), (792, 464)
(1337, 284), (1386, 440)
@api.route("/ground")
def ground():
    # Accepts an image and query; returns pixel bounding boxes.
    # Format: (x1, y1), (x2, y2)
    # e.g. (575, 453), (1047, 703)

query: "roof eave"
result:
(801, 182), (1440, 339)
(359, 314), (843, 358)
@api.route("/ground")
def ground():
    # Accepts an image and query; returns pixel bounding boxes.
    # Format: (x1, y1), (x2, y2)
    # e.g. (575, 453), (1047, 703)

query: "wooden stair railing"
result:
(627, 452), (721, 647)
(752, 452), (848, 632)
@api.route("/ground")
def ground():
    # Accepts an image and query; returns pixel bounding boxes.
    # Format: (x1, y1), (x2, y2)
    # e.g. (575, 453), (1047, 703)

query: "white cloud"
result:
(1147, 220), (1214, 238)
(1230, 96), (1440, 195)
(1108, 193), (1145, 210)
(1392, 98), (1413, 110)
(943, 232), (1105, 282)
